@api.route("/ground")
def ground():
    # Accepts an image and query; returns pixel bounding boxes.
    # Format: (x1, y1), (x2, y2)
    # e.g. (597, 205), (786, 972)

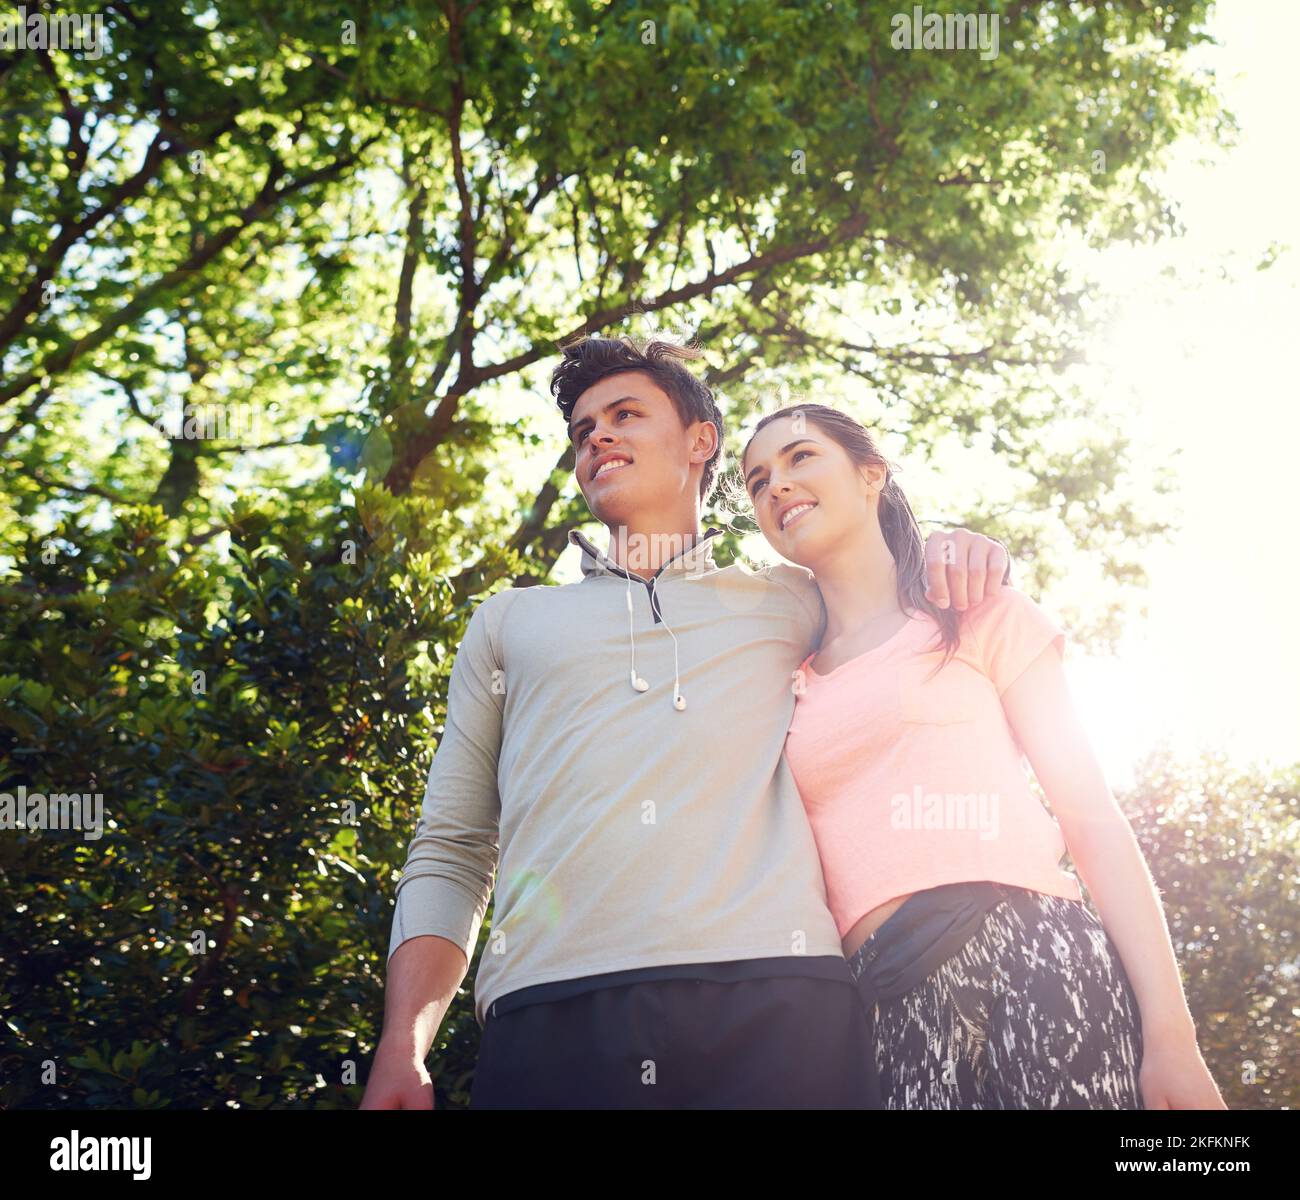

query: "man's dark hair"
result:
(550, 334), (725, 502)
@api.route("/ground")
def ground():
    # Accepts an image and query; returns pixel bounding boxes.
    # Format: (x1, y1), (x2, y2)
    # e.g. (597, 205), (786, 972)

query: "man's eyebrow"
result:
(568, 396), (645, 440)
(744, 439), (815, 487)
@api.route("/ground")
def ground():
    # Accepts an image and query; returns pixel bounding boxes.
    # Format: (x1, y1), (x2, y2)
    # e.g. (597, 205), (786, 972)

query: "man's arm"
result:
(362, 593), (509, 1109)
(360, 936), (471, 1109)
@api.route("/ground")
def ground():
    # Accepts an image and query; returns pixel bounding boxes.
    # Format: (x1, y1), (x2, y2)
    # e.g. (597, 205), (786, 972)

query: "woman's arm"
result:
(1000, 645), (1226, 1109)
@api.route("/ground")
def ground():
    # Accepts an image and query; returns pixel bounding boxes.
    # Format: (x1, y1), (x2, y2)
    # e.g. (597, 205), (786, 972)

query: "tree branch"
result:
(1, 138), (378, 406)
(383, 208), (881, 493)
(0, 113), (240, 355)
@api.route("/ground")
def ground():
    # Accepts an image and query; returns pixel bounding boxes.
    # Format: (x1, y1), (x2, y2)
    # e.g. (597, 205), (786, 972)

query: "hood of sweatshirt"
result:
(566, 525), (725, 580)
(565, 525), (727, 710)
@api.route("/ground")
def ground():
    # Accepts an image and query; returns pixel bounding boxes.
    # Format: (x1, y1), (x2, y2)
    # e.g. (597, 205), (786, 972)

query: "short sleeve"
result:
(966, 586), (1066, 695)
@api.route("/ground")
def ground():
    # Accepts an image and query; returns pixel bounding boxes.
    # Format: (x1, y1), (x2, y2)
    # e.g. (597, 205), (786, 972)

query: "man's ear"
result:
(691, 419), (719, 463)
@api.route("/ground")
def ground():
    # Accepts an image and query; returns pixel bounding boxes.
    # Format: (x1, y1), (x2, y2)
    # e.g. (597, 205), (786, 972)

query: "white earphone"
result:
(625, 573), (686, 710)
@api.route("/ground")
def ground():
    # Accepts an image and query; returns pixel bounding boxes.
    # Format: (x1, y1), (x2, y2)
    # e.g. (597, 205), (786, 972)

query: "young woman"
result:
(739, 403), (1225, 1110)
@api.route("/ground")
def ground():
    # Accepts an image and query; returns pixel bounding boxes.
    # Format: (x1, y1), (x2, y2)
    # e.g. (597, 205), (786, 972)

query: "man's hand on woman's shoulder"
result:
(922, 528), (1011, 611)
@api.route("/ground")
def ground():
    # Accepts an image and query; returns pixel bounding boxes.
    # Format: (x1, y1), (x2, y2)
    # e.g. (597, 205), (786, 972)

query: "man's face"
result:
(568, 370), (712, 526)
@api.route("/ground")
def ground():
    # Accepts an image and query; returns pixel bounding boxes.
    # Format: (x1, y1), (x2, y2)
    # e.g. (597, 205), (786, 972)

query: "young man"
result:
(361, 336), (1010, 1109)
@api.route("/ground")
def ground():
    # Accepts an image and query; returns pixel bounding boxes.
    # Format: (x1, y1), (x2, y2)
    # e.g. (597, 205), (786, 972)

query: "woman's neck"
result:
(813, 526), (904, 646)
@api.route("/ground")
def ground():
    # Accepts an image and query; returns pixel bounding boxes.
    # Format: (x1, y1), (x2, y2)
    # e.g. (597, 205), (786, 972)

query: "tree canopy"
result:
(5, 1), (1290, 1112)
(3, 0), (1229, 596)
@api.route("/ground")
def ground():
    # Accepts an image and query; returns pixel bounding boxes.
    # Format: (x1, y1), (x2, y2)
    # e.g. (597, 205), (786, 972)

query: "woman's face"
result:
(742, 415), (878, 569)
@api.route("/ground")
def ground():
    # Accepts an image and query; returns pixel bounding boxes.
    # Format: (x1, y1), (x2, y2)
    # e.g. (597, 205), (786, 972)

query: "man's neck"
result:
(604, 519), (704, 580)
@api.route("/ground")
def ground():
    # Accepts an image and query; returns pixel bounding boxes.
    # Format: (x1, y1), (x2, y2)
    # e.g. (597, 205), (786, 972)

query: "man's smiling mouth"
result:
(593, 457), (631, 479)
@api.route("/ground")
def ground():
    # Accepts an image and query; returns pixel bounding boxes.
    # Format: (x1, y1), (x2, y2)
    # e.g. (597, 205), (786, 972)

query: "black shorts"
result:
(468, 973), (879, 1109)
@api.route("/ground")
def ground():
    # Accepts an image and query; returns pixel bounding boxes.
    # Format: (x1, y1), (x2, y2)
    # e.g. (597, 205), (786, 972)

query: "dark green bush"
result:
(0, 499), (490, 1108)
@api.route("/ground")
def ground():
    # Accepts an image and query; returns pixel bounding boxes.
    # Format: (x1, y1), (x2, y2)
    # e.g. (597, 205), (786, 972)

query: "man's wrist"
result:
(376, 1029), (430, 1063)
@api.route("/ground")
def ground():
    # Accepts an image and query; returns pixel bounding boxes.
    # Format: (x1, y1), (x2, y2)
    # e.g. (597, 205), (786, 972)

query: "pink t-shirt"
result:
(785, 585), (1083, 938)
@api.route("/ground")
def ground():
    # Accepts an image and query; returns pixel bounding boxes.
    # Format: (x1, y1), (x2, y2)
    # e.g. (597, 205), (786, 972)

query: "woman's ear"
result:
(859, 462), (888, 494)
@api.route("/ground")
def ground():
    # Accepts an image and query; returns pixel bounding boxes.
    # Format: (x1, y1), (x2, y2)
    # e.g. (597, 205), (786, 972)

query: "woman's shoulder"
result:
(960, 583), (1046, 627)
(931, 585), (1050, 658)
(957, 584), (1067, 682)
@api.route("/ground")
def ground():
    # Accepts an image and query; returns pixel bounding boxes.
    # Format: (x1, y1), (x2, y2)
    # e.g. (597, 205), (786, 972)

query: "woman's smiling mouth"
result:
(780, 502), (818, 530)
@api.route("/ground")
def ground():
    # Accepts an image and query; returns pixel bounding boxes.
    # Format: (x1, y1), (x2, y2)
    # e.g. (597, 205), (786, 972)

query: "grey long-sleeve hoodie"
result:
(387, 525), (846, 1027)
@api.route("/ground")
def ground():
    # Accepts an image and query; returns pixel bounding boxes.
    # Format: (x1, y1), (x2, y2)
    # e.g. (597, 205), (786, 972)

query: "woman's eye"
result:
(751, 479), (766, 496)
(792, 450), (810, 463)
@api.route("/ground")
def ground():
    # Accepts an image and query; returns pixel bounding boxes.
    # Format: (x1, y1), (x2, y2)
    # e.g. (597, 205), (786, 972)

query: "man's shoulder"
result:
(464, 586), (530, 639)
(753, 559), (816, 589)
(470, 577), (591, 624)
(747, 560), (820, 610)
(472, 586), (526, 616)
(708, 559), (824, 634)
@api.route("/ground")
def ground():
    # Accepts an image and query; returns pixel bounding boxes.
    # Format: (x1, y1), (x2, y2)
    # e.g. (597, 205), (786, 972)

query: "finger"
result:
(924, 533), (952, 608)
(964, 539), (988, 608)
(986, 539), (1008, 595)
(947, 532), (970, 611)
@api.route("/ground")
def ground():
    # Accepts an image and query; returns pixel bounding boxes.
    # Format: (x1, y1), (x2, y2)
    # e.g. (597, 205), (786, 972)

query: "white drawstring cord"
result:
(627, 574), (648, 693)
(656, 594), (687, 711)
(626, 568), (686, 710)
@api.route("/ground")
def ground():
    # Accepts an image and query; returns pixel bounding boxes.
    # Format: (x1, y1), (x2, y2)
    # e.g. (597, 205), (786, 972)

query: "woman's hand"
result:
(1138, 1031), (1228, 1109)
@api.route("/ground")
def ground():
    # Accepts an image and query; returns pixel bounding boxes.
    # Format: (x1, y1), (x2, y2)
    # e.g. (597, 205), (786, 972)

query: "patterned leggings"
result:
(848, 886), (1145, 1109)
